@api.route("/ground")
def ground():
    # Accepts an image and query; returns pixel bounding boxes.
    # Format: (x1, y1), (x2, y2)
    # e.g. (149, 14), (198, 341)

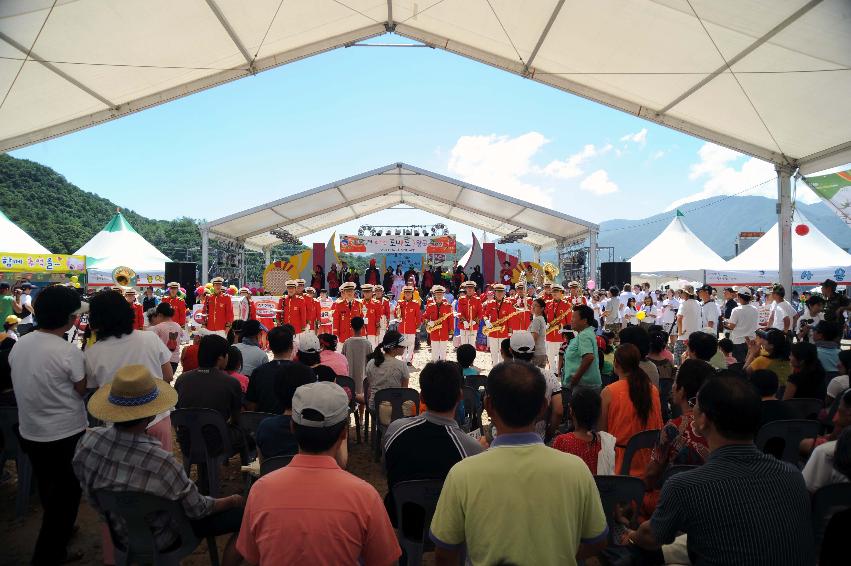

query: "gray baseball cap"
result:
(292, 382), (350, 428)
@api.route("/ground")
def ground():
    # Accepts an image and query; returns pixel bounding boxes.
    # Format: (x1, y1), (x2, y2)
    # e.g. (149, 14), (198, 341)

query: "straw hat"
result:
(87, 365), (177, 423)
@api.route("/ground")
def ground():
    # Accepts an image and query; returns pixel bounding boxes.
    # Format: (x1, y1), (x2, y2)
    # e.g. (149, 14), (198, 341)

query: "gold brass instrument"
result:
(546, 307), (572, 334)
(542, 261), (559, 285)
(112, 266), (136, 287)
(482, 310), (522, 336)
(426, 311), (454, 333)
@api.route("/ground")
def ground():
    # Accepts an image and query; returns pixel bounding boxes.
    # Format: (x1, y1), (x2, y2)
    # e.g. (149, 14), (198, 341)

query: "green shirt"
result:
(429, 433), (607, 565)
(563, 326), (601, 388)
(0, 295), (15, 321)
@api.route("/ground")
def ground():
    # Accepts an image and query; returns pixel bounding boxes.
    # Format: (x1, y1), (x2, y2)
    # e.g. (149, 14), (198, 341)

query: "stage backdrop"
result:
(339, 234), (456, 254)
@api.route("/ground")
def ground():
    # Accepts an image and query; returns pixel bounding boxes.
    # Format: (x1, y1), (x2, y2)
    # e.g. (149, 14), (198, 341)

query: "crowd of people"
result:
(2, 270), (850, 566)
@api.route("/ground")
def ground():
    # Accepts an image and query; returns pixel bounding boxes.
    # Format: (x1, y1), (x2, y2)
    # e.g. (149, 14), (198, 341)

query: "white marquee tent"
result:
(74, 212), (172, 287)
(3, 0), (851, 288)
(0, 208), (50, 254)
(629, 214), (726, 282)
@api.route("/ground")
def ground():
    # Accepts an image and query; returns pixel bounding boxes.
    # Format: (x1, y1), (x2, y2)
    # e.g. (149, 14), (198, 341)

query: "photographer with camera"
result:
(795, 295), (825, 344)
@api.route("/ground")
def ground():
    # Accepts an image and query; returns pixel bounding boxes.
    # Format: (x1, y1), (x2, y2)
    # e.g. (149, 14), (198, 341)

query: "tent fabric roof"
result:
(628, 215), (726, 273)
(724, 210), (851, 270)
(2, 1), (850, 173)
(204, 163), (596, 251)
(74, 212), (172, 272)
(0, 208), (50, 254)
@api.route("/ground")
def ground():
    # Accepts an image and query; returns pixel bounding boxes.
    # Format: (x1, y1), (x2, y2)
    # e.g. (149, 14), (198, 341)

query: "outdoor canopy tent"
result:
(0, 208), (50, 254)
(74, 211), (172, 287)
(628, 214), (726, 282)
(706, 211), (851, 287)
(3, 0), (851, 289)
(202, 162), (599, 283)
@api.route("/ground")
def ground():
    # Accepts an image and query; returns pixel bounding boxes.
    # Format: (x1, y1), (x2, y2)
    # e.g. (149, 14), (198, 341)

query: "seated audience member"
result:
(826, 349), (851, 405)
(803, 388), (851, 457)
(718, 338), (736, 367)
(785, 341), (827, 400)
(805, 427), (851, 566)
(174, 335), (247, 461)
(552, 387), (615, 474)
(9, 285), (88, 564)
(383, 361), (483, 528)
(647, 330), (675, 420)
(245, 327), (314, 414)
(749, 369), (796, 427)
(180, 331), (203, 372)
(236, 382), (401, 565)
(505, 331), (563, 439)
(341, 316), (372, 403)
(224, 346), (249, 393)
(318, 333), (349, 376)
(456, 343), (481, 386)
(0, 336), (15, 406)
(298, 332), (338, 383)
(813, 320), (841, 376)
(366, 331), (410, 412)
(600, 343), (663, 476)
(745, 328), (792, 387)
(686, 330), (726, 370)
(499, 337), (512, 362)
(73, 365), (243, 562)
(619, 325), (660, 387)
(625, 376), (815, 565)
(429, 361), (608, 565)
(255, 360), (316, 460)
(233, 319), (268, 377)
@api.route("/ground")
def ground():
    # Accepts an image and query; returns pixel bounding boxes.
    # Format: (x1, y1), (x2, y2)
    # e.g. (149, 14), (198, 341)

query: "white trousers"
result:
(431, 341), (447, 361)
(488, 337), (503, 367)
(377, 330), (385, 346)
(546, 341), (561, 374)
(402, 333), (416, 363)
(367, 335), (378, 348)
(459, 328), (478, 346)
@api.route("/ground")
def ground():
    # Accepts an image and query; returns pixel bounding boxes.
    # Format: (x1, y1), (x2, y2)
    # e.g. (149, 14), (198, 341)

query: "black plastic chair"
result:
(171, 408), (239, 497)
(95, 490), (219, 566)
(812, 483), (851, 555)
(619, 429), (660, 476)
(755, 419), (819, 465)
(371, 387), (420, 462)
(392, 480), (444, 566)
(594, 475), (645, 546)
(335, 375), (362, 443)
(659, 464), (699, 489)
(782, 398), (823, 421)
(259, 454), (296, 476)
(240, 410), (276, 461)
(457, 386), (482, 434)
(0, 406), (33, 518)
(463, 374), (487, 391)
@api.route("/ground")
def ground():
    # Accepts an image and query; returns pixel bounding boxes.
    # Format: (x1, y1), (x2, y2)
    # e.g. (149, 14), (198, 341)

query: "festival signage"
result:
(804, 169), (851, 226)
(339, 234), (456, 254)
(0, 253), (86, 273)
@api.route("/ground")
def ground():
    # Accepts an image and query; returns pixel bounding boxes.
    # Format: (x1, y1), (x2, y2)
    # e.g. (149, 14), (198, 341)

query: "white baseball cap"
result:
(292, 382), (350, 428)
(509, 331), (535, 354)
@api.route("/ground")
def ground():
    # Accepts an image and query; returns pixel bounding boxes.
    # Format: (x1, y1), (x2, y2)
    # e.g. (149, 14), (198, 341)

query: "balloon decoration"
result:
(227, 285), (238, 296)
(587, 279), (596, 290)
(196, 286), (206, 296)
(70, 275), (79, 283)
(795, 224), (810, 236)
(636, 310), (646, 321)
(73, 282), (81, 288)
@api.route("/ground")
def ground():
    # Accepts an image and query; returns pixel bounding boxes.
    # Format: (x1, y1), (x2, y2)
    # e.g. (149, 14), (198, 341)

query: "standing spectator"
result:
(821, 279), (849, 323)
(85, 290), (174, 448)
(624, 376), (815, 566)
(341, 316), (372, 404)
(9, 285), (88, 564)
(604, 287), (621, 334)
(527, 298), (549, 369)
(16, 282), (35, 335)
(721, 287), (738, 323)
(725, 287), (759, 363)
(429, 361), (608, 565)
(674, 285), (701, 366)
(141, 286), (158, 311)
(698, 284), (721, 335)
(599, 343), (663, 476)
(552, 386), (616, 474)
(796, 295), (825, 343)
(148, 302), (182, 373)
(766, 284), (796, 332)
(233, 319), (268, 377)
(470, 265), (484, 291)
(0, 282), (21, 321)
(563, 304), (602, 391)
(784, 341), (827, 400)
(246, 327), (315, 414)
(236, 382), (401, 565)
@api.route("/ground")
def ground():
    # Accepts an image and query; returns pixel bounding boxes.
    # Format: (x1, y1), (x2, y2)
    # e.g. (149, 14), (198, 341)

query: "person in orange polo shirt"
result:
(395, 286), (421, 366)
(124, 288), (145, 330)
(203, 277), (234, 335)
(424, 285), (454, 361)
(161, 282), (188, 327)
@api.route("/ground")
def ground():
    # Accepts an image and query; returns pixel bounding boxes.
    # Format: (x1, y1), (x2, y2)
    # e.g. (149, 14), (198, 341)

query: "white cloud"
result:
(580, 169), (619, 195)
(650, 149), (667, 161)
(541, 144), (598, 179)
(620, 128), (647, 146)
(665, 142), (820, 211)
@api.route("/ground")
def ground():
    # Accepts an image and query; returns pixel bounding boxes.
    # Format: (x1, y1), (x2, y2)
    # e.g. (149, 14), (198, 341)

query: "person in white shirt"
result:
(724, 287), (759, 363)
(619, 284), (636, 319)
(803, 415), (851, 493)
(697, 284), (721, 336)
(767, 284), (796, 333)
(674, 286), (701, 365)
(659, 289), (679, 338)
(16, 282), (35, 335)
(639, 295), (657, 329)
(796, 295), (825, 344)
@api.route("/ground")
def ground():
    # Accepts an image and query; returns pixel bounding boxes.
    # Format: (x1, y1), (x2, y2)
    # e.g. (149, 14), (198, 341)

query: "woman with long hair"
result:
(599, 343), (663, 476)
(365, 330), (410, 413)
(390, 267), (405, 300)
(553, 387), (616, 474)
(785, 341), (827, 400)
(528, 298), (549, 368)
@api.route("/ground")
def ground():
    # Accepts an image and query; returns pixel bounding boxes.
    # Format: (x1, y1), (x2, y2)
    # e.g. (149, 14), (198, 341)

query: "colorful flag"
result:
(804, 169), (851, 226)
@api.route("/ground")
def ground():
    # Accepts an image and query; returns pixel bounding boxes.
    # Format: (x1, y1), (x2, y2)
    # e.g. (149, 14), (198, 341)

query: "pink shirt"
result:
(149, 321), (182, 364)
(319, 349), (349, 377)
(227, 370), (249, 393)
(236, 454), (400, 565)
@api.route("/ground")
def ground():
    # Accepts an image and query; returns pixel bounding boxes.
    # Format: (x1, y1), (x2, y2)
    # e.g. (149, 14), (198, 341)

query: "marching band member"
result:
(545, 284), (571, 372)
(512, 282), (533, 331)
(124, 288), (145, 330)
(162, 282), (187, 327)
(332, 281), (363, 343)
(277, 280), (308, 332)
(456, 281), (482, 346)
(542, 281), (554, 301)
(360, 284), (381, 348)
(304, 286), (320, 331)
(238, 287), (257, 321)
(483, 283), (515, 367)
(203, 277), (234, 335)
(567, 281), (587, 310)
(374, 285), (391, 344)
(395, 285), (421, 366)
(424, 285), (453, 361)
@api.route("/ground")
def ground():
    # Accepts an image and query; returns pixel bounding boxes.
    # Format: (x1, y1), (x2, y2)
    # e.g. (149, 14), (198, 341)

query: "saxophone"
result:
(426, 311), (454, 333)
(483, 310), (522, 336)
(546, 306), (572, 334)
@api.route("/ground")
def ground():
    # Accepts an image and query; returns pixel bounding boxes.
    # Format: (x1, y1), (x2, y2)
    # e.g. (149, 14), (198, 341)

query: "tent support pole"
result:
(777, 164), (793, 292)
(201, 228), (210, 285)
(533, 246), (542, 266)
(264, 247), (272, 267)
(240, 247), (246, 287)
(588, 229), (598, 287)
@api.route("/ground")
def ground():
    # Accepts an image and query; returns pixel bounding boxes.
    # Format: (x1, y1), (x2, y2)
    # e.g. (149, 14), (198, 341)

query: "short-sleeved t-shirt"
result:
(341, 336), (373, 391)
(429, 433), (607, 566)
(802, 440), (849, 493)
(9, 331), (87, 442)
(247, 360), (316, 414)
(677, 299), (702, 340)
(234, 342), (269, 377)
(236, 454), (400, 566)
(255, 415), (298, 459)
(0, 295), (15, 321)
(19, 293), (33, 324)
(562, 326), (601, 388)
(149, 321), (182, 363)
(528, 315), (548, 355)
(175, 368), (242, 423)
(770, 300), (797, 331)
(729, 304), (759, 344)
(85, 331), (171, 387)
(701, 301), (721, 333)
(366, 356), (409, 409)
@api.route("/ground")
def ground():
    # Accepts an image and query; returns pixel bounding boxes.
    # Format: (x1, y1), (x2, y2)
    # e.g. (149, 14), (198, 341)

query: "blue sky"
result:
(10, 35), (810, 245)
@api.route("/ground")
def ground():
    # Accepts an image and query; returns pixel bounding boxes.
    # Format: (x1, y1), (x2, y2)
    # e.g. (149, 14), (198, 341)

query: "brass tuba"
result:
(112, 266), (136, 287)
(542, 261), (559, 285)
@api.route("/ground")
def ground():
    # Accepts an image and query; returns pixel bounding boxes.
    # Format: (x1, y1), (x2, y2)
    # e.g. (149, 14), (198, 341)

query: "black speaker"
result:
(165, 262), (198, 305)
(600, 262), (631, 291)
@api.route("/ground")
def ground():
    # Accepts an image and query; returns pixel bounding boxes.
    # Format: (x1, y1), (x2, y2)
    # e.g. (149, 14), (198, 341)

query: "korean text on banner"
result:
(339, 234), (456, 254)
(0, 253), (86, 273)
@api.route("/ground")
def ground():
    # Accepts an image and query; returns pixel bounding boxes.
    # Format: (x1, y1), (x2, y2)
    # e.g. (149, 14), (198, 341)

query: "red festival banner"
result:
(339, 234), (456, 254)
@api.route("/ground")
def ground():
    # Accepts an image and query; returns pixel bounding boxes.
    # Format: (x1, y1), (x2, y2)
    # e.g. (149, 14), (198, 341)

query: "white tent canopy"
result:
(74, 212), (172, 286)
(204, 163), (597, 251)
(0, 208), (50, 254)
(1, 1), (850, 172)
(628, 215), (726, 274)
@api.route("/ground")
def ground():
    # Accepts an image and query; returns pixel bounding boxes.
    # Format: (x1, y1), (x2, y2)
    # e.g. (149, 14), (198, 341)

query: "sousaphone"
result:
(112, 266), (136, 287)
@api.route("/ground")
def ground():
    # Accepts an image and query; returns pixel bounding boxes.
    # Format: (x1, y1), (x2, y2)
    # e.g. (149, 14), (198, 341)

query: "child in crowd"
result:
(225, 345), (249, 393)
(342, 316), (372, 406)
(718, 338), (737, 366)
(552, 387), (615, 474)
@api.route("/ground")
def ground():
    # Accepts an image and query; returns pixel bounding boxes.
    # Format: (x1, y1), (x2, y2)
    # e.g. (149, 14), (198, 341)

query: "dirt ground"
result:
(0, 343), (499, 566)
